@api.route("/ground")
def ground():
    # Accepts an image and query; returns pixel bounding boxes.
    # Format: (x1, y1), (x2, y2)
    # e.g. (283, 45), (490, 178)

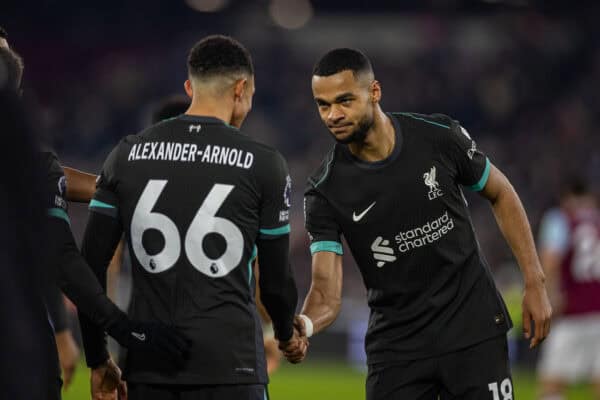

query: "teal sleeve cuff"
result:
(259, 224), (291, 236)
(468, 158), (491, 192)
(310, 241), (343, 255)
(48, 208), (70, 225)
(89, 199), (116, 209)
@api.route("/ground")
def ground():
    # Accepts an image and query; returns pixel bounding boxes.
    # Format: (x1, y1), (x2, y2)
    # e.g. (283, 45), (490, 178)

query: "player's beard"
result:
(332, 112), (374, 145)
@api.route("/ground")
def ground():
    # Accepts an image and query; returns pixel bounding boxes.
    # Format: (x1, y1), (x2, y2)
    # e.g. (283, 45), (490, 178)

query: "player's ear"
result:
(233, 78), (248, 101)
(184, 80), (193, 99)
(370, 80), (381, 103)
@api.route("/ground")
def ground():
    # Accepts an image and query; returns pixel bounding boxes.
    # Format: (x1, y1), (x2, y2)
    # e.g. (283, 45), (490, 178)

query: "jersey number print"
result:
(131, 180), (243, 277)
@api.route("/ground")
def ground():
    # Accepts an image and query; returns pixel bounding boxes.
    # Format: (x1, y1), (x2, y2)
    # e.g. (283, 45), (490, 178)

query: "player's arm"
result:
(63, 166), (97, 203)
(445, 120), (551, 348)
(480, 165), (552, 347)
(299, 251), (343, 334)
(255, 152), (298, 341)
(297, 189), (344, 337)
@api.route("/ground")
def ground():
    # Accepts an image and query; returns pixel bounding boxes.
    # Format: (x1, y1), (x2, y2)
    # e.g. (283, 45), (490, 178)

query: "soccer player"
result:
(296, 48), (552, 399)
(1, 42), (189, 400)
(79, 35), (305, 400)
(537, 179), (600, 400)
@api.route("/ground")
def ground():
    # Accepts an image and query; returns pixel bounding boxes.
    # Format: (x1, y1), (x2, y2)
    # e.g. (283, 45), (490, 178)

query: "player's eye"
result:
(339, 98), (353, 106)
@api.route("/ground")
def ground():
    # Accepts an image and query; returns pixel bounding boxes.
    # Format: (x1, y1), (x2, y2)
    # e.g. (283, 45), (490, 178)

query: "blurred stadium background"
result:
(4, 0), (599, 398)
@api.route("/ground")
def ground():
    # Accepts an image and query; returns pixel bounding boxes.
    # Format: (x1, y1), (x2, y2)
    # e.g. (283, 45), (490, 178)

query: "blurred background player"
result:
(537, 179), (600, 400)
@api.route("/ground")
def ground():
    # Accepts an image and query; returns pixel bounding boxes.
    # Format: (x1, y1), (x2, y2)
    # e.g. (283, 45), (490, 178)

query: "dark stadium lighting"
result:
(185, 0), (229, 13)
(269, 0), (313, 30)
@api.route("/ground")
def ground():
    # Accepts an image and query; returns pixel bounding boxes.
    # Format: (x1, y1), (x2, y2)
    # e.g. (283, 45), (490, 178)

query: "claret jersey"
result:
(305, 112), (511, 363)
(87, 115), (291, 384)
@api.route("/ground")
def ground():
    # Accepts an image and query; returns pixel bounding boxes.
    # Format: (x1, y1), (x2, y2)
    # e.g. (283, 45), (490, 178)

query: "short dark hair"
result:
(0, 26), (7, 39)
(187, 35), (253, 80)
(152, 95), (190, 123)
(313, 48), (373, 77)
(0, 46), (24, 92)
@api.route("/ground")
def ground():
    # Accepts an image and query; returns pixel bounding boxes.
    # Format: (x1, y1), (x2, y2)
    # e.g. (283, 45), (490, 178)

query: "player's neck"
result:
(347, 108), (395, 162)
(185, 99), (234, 126)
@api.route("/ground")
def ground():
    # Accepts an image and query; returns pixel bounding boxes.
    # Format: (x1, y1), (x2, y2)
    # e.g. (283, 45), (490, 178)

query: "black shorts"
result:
(128, 382), (268, 400)
(366, 335), (513, 400)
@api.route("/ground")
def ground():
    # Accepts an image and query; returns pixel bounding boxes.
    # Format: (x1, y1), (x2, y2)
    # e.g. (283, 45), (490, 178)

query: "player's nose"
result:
(327, 106), (345, 124)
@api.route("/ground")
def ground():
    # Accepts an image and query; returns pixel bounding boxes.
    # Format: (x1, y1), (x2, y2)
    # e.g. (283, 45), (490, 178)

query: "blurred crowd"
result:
(9, 7), (599, 300)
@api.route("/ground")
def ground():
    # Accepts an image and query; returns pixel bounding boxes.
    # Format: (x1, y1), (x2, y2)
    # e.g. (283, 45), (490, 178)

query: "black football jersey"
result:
(305, 112), (512, 364)
(89, 115), (291, 384)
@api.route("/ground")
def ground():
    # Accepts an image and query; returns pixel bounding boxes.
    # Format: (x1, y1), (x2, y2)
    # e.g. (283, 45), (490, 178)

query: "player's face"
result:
(231, 75), (255, 128)
(312, 70), (375, 144)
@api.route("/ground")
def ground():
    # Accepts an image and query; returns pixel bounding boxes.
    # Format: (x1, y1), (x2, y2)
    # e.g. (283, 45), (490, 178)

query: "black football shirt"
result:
(305, 112), (512, 364)
(88, 115), (292, 384)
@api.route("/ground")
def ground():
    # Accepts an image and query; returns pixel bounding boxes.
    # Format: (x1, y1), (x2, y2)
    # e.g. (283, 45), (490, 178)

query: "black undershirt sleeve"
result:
(43, 282), (69, 333)
(256, 234), (297, 342)
(76, 211), (124, 367)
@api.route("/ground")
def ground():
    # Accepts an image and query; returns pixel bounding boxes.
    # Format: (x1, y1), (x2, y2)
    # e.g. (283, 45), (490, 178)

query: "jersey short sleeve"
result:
(304, 187), (343, 255)
(257, 150), (291, 240)
(445, 120), (491, 192)
(538, 208), (570, 254)
(44, 152), (70, 225)
(89, 145), (120, 218)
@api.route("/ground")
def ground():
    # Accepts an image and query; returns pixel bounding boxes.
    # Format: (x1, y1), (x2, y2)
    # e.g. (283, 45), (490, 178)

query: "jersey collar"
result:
(177, 114), (239, 130)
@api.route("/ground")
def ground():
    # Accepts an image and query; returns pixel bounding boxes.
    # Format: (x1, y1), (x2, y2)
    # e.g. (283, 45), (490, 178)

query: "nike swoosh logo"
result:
(131, 332), (146, 341)
(353, 201), (376, 222)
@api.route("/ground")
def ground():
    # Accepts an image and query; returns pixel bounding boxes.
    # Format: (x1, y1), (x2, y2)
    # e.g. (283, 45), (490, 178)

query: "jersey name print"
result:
(305, 112), (511, 364)
(89, 115), (290, 385)
(127, 141), (255, 169)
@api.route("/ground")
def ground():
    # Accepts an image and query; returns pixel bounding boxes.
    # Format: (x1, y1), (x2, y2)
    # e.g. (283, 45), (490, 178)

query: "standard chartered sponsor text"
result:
(395, 211), (455, 253)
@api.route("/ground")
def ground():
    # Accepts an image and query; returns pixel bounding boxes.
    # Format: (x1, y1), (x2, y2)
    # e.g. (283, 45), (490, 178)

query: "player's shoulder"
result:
(39, 149), (63, 175)
(306, 144), (340, 192)
(391, 112), (459, 133)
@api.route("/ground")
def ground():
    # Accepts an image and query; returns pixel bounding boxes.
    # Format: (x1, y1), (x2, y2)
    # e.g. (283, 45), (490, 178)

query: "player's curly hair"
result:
(313, 48), (373, 78)
(187, 35), (253, 80)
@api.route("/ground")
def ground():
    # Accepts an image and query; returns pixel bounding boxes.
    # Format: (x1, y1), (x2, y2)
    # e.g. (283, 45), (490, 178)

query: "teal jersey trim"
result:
(247, 245), (258, 286)
(469, 157), (491, 192)
(48, 208), (70, 224)
(259, 224), (291, 236)
(312, 150), (335, 188)
(89, 199), (116, 209)
(397, 112), (450, 129)
(310, 241), (343, 255)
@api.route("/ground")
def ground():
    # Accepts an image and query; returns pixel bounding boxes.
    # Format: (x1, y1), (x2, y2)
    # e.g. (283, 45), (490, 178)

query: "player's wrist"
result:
(298, 314), (314, 338)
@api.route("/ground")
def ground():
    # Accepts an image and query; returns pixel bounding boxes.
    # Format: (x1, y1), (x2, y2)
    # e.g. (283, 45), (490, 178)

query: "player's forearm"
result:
(63, 167), (97, 203)
(257, 236), (298, 341)
(490, 183), (545, 286)
(78, 211), (123, 368)
(300, 252), (343, 334)
(301, 285), (341, 334)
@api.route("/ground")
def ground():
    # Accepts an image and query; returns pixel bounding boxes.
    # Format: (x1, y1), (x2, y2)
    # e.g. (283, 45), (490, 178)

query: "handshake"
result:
(278, 315), (312, 364)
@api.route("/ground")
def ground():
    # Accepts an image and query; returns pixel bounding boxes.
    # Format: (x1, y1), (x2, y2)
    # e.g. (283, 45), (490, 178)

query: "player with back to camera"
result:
(78, 35), (306, 400)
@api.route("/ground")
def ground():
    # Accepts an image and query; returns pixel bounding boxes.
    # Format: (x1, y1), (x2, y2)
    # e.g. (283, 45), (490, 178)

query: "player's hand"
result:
(278, 327), (308, 364)
(293, 315), (308, 338)
(522, 280), (552, 349)
(55, 329), (80, 389)
(106, 315), (191, 367)
(91, 358), (127, 400)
